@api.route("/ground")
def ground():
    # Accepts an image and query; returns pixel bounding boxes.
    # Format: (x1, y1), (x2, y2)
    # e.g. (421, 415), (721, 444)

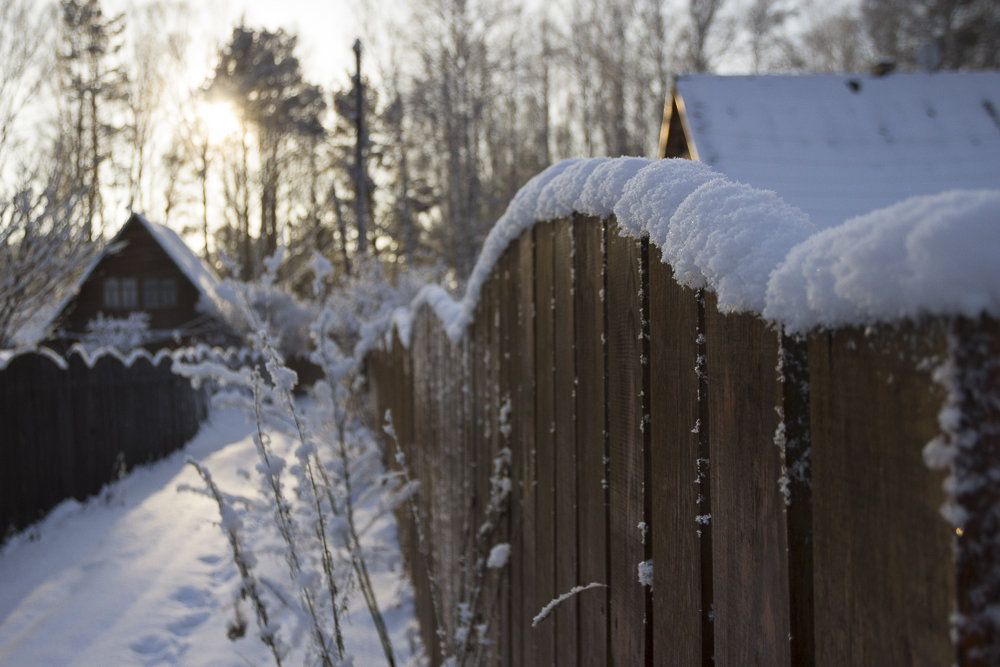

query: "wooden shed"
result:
(659, 70), (1000, 228)
(49, 213), (240, 348)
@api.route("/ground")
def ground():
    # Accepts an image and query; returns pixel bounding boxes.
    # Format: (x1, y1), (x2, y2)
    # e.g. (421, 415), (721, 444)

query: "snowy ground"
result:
(0, 406), (422, 666)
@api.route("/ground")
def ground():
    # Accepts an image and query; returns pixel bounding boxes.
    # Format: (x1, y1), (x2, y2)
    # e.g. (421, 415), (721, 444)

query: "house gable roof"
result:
(663, 70), (1000, 228)
(37, 213), (235, 341)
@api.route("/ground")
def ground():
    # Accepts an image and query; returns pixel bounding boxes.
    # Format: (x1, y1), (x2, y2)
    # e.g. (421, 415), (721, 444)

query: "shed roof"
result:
(663, 71), (1000, 228)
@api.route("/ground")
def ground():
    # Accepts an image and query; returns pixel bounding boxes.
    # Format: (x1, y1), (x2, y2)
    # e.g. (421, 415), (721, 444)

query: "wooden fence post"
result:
(553, 218), (580, 664)
(809, 323), (954, 666)
(498, 242), (522, 667)
(647, 249), (706, 666)
(516, 229), (539, 666)
(704, 292), (792, 667)
(533, 222), (557, 665)
(952, 315), (1000, 665)
(605, 223), (648, 666)
(573, 215), (610, 667)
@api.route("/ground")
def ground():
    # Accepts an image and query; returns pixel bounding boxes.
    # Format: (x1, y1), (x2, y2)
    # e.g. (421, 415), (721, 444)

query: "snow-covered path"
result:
(0, 407), (420, 666)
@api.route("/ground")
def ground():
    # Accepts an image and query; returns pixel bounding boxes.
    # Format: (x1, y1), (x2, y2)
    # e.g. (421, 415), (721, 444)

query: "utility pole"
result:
(352, 38), (368, 256)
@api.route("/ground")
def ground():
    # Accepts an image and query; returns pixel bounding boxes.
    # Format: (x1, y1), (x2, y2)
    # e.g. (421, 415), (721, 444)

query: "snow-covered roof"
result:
(669, 71), (1000, 229)
(131, 213), (229, 320)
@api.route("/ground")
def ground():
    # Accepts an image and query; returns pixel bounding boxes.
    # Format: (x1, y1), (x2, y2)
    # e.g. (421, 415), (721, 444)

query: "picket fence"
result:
(0, 349), (208, 537)
(367, 215), (1000, 666)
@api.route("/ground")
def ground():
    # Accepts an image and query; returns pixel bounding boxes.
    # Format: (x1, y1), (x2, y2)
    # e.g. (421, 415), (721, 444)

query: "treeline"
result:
(1, 0), (997, 345)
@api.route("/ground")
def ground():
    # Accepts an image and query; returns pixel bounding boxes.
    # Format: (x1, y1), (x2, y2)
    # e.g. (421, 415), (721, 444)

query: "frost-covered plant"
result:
(82, 312), (151, 351)
(382, 411), (513, 667)
(314, 254), (448, 356)
(176, 251), (420, 666)
(187, 460), (285, 665)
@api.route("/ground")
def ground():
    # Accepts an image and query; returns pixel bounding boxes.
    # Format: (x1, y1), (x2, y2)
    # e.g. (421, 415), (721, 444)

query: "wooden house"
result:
(48, 213), (241, 348)
(659, 70), (1000, 228)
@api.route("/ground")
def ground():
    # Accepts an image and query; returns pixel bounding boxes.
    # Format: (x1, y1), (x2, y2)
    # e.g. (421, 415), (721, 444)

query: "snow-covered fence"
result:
(366, 158), (1000, 666)
(0, 348), (208, 536)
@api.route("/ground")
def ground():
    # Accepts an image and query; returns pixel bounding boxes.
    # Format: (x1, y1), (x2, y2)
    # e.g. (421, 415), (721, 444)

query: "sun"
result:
(199, 100), (241, 145)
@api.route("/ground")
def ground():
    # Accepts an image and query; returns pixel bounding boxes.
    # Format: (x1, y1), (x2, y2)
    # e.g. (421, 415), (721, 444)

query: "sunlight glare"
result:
(199, 101), (241, 144)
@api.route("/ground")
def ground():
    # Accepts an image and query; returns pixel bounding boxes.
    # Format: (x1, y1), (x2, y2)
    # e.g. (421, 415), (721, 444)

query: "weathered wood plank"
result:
(573, 216), (610, 667)
(498, 243), (521, 667)
(647, 249), (705, 666)
(605, 225), (646, 666)
(704, 292), (791, 667)
(553, 218), (579, 665)
(780, 335), (814, 666)
(952, 315), (1000, 665)
(517, 230), (538, 666)
(809, 323), (953, 667)
(533, 222), (557, 665)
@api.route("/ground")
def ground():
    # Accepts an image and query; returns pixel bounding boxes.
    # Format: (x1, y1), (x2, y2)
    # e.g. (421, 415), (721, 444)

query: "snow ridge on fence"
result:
(380, 157), (1000, 347)
(0, 344), (176, 371)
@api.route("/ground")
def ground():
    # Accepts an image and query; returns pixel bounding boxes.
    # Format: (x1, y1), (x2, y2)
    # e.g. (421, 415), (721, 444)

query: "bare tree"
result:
(745, 0), (797, 71)
(794, 5), (877, 72)
(685, 0), (727, 72)
(53, 0), (128, 241)
(862, 0), (1000, 70)
(0, 0), (48, 174)
(121, 0), (190, 212)
(0, 177), (94, 347)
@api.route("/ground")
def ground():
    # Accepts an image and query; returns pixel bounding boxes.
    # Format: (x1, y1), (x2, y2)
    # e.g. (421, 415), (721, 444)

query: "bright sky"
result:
(109, 0), (380, 89)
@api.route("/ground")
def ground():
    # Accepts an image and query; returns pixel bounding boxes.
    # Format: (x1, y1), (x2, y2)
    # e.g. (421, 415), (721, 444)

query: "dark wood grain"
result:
(809, 323), (953, 667)
(572, 215), (610, 667)
(605, 226), (646, 666)
(952, 315), (1000, 666)
(533, 223), (557, 666)
(517, 230), (538, 667)
(647, 249), (705, 666)
(553, 218), (579, 665)
(704, 293), (791, 667)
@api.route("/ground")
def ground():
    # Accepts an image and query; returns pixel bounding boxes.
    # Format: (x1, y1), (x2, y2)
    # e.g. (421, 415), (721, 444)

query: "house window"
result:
(103, 278), (120, 308)
(120, 278), (138, 308)
(143, 278), (177, 309)
(103, 277), (138, 309)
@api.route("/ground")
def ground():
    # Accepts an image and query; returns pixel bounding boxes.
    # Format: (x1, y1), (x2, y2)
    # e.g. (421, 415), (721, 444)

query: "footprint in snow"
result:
(130, 634), (170, 655)
(167, 611), (211, 637)
(171, 586), (213, 609)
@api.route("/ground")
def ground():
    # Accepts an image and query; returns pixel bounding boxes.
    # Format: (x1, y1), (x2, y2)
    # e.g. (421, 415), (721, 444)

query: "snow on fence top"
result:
(384, 157), (1000, 346)
(0, 344), (176, 372)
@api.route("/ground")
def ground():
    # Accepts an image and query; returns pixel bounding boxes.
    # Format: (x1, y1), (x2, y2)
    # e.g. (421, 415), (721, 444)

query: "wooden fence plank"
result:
(605, 226), (647, 666)
(411, 307), (443, 663)
(486, 269), (504, 665)
(498, 243), (521, 667)
(533, 222), (557, 666)
(780, 335), (814, 666)
(704, 292), (791, 667)
(952, 315), (1000, 665)
(553, 218), (579, 665)
(809, 324), (953, 667)
(573, 216), (610, 667)
(647, 249), (705, 666)
(517, 230), (538, 667)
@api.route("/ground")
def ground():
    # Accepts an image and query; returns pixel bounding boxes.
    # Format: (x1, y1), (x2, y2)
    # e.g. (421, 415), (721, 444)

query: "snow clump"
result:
(766, 189), (1000, 333)
(487, 543), (511, 569)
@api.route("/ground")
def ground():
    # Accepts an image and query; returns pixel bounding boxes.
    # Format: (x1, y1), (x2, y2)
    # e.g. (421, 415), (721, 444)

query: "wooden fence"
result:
(1, 349), (208, 537)
(367, 215), (1000, 666)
